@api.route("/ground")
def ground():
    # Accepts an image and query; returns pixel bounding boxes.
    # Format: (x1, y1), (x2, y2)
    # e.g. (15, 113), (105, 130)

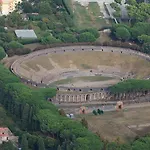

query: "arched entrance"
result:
(86, 94), (90, 101)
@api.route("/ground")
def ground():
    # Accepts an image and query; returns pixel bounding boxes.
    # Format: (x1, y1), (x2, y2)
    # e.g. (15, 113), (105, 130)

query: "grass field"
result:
(50, 76), (114, 86)
(71, 2), (110, 29)
(78, 106), (150, 143)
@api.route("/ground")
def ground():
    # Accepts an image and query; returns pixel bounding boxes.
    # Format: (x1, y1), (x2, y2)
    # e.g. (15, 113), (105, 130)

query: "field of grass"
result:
(72, 2), (110, 29)
(77, 106), (150, 143)
(50, 76), (114, 86)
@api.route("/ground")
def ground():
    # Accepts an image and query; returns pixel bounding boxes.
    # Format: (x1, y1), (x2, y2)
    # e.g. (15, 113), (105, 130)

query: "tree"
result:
(115, 27), (131, 41)
(142, 43), (150, 54)
(39, 2), (52, 14)
(0, 16), (5, 26)
(127, 3), (150, 22)
(7, 12), (24, 27)
(21, 134), (28, 150)
(58, 33), (77, 43)
(81, 28), (100, 38)
(59, 109), (66, 116)
(22, 103), (30, 129)
(97, 109), (101, 115)
(78, 32), (96, 42)
(37, 137), (45, 150)
(126, 0), (137, 5)
(81, 118), (88, 128)
(8, 41), (23, 50)
(114, 0), (122, 4)
(0, 141), (16, 150)
(57, 145), (62, 150)
(21, 1), (33, 13)
(110, 2), (120, 11)
(41, 35), (61, 44)
(92, 110), (97, 115)
(138, 35), (150, 44)
(0, 47), (6, 60)
(113, 11), (121, 18)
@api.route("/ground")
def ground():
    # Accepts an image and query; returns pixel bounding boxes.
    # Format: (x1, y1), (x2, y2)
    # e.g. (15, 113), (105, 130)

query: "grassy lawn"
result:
(50, 76), (113, 86)
(72, 2), (111, 30)
(77, 106), (150, 143)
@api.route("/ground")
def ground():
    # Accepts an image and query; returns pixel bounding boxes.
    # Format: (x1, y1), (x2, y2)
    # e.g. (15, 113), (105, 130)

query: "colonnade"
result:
(55, 92), (107, 103)
(54, 90), (150, 103)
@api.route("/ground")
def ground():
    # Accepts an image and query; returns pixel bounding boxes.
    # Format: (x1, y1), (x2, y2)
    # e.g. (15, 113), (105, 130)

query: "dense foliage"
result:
(109, 79), (150, 93)
(0, 46), (6, 60)
(112, 22), (150, 54)
(0, 64), (103, 150)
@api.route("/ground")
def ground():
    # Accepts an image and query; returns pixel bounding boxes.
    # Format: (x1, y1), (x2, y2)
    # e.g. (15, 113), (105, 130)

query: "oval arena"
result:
(11, 46), (150, 104)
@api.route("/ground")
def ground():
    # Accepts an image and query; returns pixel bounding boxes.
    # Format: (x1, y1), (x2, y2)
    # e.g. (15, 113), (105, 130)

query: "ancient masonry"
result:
(11, 45), (150, 104)
(54, 90), (150, 103)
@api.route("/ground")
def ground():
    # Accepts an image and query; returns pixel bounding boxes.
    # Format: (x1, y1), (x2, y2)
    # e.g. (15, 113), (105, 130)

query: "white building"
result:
(0, 127), (18, 144)
(0, 0), (22, 15)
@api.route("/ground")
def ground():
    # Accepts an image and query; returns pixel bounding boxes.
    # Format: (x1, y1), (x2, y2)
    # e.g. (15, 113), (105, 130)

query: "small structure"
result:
(0, 127), (18, 144)
(79, 106), (89, 114)
(15, 29), (37, 39)
(66, 114), (74, 119)
(116, 101), (123, 111)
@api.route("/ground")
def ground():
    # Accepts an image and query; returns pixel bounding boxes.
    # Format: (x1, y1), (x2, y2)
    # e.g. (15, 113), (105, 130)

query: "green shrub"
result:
(93, 110), (97, 115)
(78, 32), (96, 42)
(0, 46), (6, 60)
(8, 41), (24, 50)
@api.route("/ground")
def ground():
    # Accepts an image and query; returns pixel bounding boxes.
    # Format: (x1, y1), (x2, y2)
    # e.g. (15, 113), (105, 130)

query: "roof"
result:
(0, 128), (8, 131)
(0, 134), (8, 137)
(15, 30), (37, 39)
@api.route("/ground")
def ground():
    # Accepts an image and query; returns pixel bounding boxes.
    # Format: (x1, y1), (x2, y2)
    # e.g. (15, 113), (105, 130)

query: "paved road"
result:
(11, 45), (150, 92)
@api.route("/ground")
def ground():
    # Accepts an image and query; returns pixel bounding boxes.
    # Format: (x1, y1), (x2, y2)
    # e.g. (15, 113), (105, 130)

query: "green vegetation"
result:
(111, 22), (150, 54)
(0, 47), (6, 60)
(0, 141), (17, 150)
(70, 2), (109, 30)
(115, 27), (131, 41)
(0, 0), (101, 56)
(0, 64), (103, 149)
(109, 79), (150, 93)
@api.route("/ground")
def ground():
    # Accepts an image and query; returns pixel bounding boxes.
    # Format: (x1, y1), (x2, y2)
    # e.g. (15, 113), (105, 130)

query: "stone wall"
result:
(54, 90), (150, 104)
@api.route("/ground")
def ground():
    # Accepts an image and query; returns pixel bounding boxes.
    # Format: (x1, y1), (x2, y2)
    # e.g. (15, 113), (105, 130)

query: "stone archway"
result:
(86, 94), (90, 101)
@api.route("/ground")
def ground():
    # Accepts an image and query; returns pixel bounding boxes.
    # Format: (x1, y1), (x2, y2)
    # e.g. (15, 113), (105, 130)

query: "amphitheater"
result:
(11, 45), (150, 106)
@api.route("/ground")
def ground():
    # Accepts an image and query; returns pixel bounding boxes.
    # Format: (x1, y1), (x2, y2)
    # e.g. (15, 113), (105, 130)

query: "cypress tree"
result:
(37, 137), (45, 150)
(57, 145), (62, 150)
(21, 134), (28, 150)
(22, 103), (30, 129)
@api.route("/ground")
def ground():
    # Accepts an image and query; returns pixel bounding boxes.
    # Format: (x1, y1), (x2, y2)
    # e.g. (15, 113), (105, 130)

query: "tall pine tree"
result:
(21, 134), (28, 150)
(37, 137), (45, 150)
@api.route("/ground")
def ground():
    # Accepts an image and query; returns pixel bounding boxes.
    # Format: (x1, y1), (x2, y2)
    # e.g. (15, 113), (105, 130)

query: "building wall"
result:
(0, 0), (22, 15)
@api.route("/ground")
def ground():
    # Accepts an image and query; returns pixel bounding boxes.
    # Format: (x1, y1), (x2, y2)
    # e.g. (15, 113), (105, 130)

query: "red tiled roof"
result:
(0, 134), (8, 137)
(0, 128), (8, 131)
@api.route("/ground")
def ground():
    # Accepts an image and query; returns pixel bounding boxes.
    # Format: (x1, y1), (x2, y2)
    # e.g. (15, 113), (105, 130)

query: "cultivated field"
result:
(79, 105), (150, 143)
